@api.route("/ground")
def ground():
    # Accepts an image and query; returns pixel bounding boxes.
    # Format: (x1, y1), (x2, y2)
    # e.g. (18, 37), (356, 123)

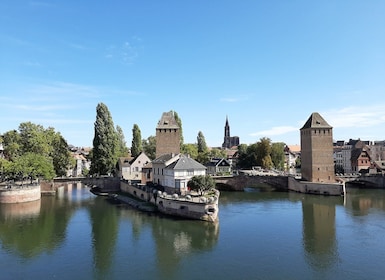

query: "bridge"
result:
(340, 174), (385, 188)
(40, 176), (120, 193)
(41, 173), (385, 194)
(214, 174), (385, 191)
(214, 175), (289, 191)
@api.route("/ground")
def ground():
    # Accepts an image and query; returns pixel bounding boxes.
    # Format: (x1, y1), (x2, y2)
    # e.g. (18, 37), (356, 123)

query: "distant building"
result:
(205, 158), (232, 175)
(300, 112), (335, 183)
(222, 116), (239, 149)
(284, 145), (301, 173)
(156, 111), (180, 158)
(117, 152), (151, 183)
(67, 152), (91, 177)
(152, 153), (206, 194)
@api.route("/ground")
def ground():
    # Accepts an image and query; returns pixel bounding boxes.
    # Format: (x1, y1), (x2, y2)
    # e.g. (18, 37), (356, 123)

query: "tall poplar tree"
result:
(90, 103), (118, 176)
(142, 136), (156, 160)
(131, 124), (142, 158)
(197, 131), (208, 154)
(116, 125), (128, 157)
(173, 111), (184, 146)
(196, 131), (209, 163)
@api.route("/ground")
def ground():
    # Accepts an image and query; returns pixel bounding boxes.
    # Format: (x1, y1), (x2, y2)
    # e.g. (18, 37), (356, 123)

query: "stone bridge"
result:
(214, 175), (289, 191)
(41, 176), (121, 193)
(343, 174), (385, 188)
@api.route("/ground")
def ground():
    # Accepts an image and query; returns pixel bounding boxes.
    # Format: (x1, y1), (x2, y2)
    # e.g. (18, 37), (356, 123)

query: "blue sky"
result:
(1, 1), (384, 148)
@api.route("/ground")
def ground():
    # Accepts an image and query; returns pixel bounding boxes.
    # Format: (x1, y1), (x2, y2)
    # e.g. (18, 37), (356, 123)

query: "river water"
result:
(1, 184), (385, 280)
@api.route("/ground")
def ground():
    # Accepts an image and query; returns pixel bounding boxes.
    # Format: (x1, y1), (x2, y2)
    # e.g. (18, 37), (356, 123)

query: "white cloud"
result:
(324, 105), (385, 128)
(250, 126), (298, 137)
(220, 95), (250, 103)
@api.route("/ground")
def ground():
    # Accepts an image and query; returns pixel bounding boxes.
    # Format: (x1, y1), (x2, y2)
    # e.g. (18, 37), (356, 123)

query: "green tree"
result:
(90, 103), (118, 176)
(131, 124), (142, 158)
(197, 131), (208, 154)
(2, 123), (72, 178)
(182, 143), (198, 159)
(142, 136), (156, 160)
(116, 125), (129, 158)
(2, 130), (21, 160)
(187, 175), (216, 195)
(173, 111), (184, 146)
(46, 128), (74, 177)
(18, 122), (51, 156)
(208, 148), (227, 159)
(271, 142), (285, 170)
(10, 153), (55, 182)
(256, 138), (273, 169)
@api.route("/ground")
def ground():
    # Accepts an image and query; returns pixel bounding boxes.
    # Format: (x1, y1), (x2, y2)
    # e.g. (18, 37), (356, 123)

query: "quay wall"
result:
(288, 177), (344, 196)
(120, 181), (152, 201)
(0, 184), (41, 204)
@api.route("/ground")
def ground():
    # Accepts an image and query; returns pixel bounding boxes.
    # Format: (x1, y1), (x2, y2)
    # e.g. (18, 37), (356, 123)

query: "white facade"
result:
(120, 152), (151, 181)
(152, 154), (206, 194)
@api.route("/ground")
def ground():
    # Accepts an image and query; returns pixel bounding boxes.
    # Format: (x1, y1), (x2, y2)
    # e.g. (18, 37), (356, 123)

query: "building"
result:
(152, 153), (206, 194)
(205, 158), (232, 175)
(369, 140), (385, 161)
(351, 141), (371, 173)
(156, 111), (180, 158)
(300, 112), (335, 183)
(222, 116), (239, 149)
(284, 145), (301, 173)
(117, 152), (151, 183)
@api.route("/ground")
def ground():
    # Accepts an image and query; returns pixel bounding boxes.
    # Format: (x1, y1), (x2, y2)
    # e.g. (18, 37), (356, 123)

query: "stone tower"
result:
(300, 112), (335, 183)
(155, 111), (180, 158)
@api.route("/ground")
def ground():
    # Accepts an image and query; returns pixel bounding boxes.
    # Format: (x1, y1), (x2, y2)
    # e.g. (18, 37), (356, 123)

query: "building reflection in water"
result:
(301, 195), (343, 271)
(344, 188), (385, 216)
(117, 202), (219, 279)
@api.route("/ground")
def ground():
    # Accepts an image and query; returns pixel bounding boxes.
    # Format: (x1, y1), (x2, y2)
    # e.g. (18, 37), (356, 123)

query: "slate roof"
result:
(152, 153), (177, 164)
(300, 112), (332, 130)
(206, 158), (231, 167)
(165, 154), (206, 170)
(156, 111), (179, 129)
(118, 157), (133, 167)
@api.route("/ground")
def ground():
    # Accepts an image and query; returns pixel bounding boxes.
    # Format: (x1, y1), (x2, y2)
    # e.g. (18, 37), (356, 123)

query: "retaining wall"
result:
(0, 184), (41, 203)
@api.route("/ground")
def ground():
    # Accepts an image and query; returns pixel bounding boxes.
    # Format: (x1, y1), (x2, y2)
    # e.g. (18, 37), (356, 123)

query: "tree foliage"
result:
(116, 125), (129, 158)
(173, 111), (184, 146)
(237, 138), (285, 170)
(187, 175), (216, 195)
(182, 143), (198, 159)
(90, 103), (118, 176)
(197, 131), (208, 154)
(1, 122), (72, 181)
(142, 136), (156, 160)
(131, 124), (142, 158)
(271, 142), (285, 170)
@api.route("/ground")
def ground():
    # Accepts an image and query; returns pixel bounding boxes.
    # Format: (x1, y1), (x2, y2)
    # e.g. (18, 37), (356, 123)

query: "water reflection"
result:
(116, 201), (219, 279)
(1, 184), (385, 279)
(301, 195), (343, 271)
(0, 183), (94, 260)
(344, 188), (385, 215)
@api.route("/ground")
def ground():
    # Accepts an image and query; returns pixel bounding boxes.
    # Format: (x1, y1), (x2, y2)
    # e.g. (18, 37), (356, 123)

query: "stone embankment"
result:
(109, 193), (157, 212)
(0, 184), (41, 203)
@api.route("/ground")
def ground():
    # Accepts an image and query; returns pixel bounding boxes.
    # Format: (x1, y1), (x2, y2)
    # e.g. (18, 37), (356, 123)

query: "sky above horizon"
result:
(1, 1), (385, 148)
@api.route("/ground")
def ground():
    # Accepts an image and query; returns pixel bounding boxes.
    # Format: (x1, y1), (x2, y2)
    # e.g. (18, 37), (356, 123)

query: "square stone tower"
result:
(300, 112), (335, 183)
(155, 111), (181, 158)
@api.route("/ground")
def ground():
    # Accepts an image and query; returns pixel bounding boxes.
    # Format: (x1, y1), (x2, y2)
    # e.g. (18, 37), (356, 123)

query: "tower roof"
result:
(156, 111), (179, 129)
(300, 112), (332, 130)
